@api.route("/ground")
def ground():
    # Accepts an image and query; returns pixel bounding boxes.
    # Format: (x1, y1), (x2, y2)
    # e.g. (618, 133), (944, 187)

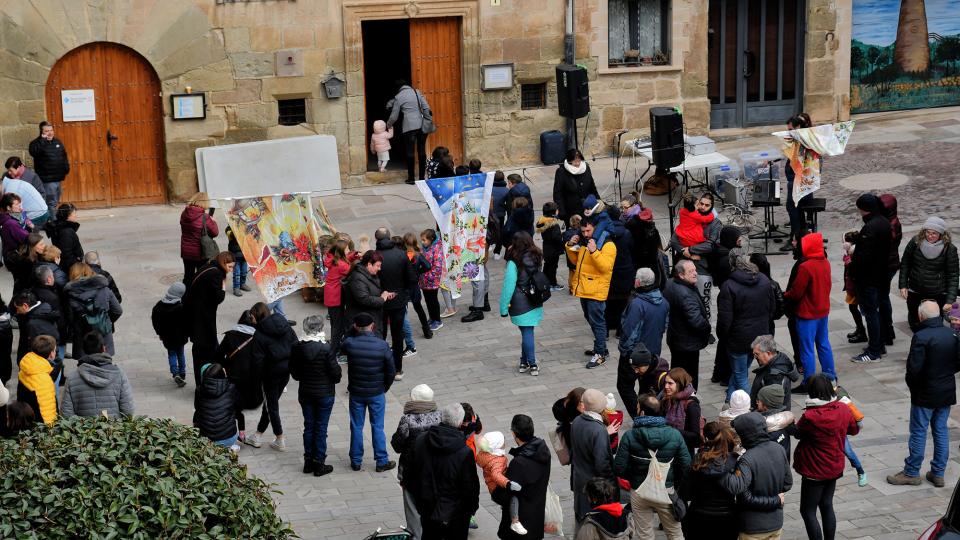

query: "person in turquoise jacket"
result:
(499, 232), (545, 376)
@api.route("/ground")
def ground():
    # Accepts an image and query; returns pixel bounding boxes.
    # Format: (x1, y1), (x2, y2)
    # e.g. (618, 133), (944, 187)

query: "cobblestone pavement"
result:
(4, 106), (960, 539)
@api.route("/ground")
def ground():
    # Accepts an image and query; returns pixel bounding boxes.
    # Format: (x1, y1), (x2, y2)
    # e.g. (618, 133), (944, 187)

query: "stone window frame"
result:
(590, 0), (689, 75)
(341, 0), (480, 179)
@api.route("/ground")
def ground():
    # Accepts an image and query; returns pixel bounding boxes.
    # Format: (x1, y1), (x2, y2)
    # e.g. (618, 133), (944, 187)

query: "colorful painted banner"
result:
(773, 121), (855, 201)
(416, 173), (494, 299)
(224, 193), (324, 302)
(312, 198), (338, 237)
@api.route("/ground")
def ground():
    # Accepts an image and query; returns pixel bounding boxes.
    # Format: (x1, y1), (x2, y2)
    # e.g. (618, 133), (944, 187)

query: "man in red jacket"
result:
(784, 232), (834, 390)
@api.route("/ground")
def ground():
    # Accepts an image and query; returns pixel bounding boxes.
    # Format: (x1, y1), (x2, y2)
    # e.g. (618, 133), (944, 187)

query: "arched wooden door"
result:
(44, 42), (166, 207)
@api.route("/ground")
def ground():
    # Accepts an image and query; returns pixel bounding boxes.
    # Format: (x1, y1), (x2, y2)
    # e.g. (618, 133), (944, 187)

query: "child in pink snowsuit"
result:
(370, 120), (394, 172)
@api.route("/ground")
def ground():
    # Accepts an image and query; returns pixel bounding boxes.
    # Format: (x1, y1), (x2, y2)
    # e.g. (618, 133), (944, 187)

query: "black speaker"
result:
(649, 107), (684, 169)
(556, 64), (590, 119)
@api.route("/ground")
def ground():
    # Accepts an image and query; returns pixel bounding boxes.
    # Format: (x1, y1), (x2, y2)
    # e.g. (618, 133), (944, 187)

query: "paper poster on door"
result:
(61, 89), (96, 122)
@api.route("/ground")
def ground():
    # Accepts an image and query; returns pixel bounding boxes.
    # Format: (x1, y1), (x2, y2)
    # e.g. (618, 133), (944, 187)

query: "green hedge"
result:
(0, 416), (294, 539)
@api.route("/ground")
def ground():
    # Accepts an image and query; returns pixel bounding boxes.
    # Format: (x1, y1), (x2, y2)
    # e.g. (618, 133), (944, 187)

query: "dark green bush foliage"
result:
(0, 416), (295, 539)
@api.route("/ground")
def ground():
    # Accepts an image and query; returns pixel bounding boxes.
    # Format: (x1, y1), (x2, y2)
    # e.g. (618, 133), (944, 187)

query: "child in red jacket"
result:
(675, 193), (715, 247)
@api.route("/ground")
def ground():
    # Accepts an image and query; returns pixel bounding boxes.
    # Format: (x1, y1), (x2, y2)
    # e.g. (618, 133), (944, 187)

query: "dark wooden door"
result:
(45, 42), (166, 207)
(410, 18), (464, 165)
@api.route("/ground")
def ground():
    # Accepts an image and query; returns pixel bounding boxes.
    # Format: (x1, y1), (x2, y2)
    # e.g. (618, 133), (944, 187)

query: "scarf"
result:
(583, 411), (604, 423)
(9, 211), (25, 226)
(920, 239), (945, 260)
(622, 205), (641, 220)
(231, 324), (256, 335)
(403, 400), (438, 415)
(301, 332), (326, 343)
(804, 396), (836, 409)
(660, 384), (696, 430)
(564, 160), (587, 176)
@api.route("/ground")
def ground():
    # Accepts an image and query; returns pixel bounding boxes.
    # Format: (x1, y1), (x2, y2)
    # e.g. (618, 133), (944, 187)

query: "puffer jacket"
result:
(899, 236), (960, 299)
(151, 299), (188, 349)
(217, 326), (262, 410)
(719, 413), (794, 535)
(491, 177), (509, 220)
(749, 351), (800, 411)
(553, 163), (598, 222)
(679, 454), (738, 517)
(51, 220), (84, 273)
(575, 503), (632, 540)
(763, 408), (796, 458)
(321, 253), (351, 308)
(179, 206), (219, 262)
(376, 237), (415, 309)
(342, 330), (395, 397)
(495, 437), (552, 540)
(17, 351), (56, 425)
(183, 261), (225, 348)
(369, 120), (393, 153)
(31, 284), (67, 345)
(16, 301), (61, 362)
(906, 316), (960, 409)
(567, 241), (617, 301)
(289, 338), (340, 401)
(64, 274), (122, 357)
(419, 237), (444, 290)
(619, 287), (669, 357)
(506, 182), (534, 216)
(406, 424), (480, 525)
(28, 136), (70, 183)
(717, 269), (775, 354)
(60, 353), (134, 418)
(475, 451), (508, 493)
(505, 252), (543, 318)
(662, 277), (711, 352)
(343, 264), (385, 324)
(193, 365), (238, 442)
(670, 217), (722, 277)
(614, 415), (691, 489)
(851, 201), (891, 288)
(35, 261), (67, 289)
(794, 400), (859, 481)
(251, 313), (297, 382)
(783, 233), (831, 319)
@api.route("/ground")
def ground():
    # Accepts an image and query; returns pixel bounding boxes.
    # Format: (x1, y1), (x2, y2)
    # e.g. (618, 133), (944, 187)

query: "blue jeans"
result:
(233, 260), (248, 290)
(844, 436), (863, 472)
(402, 313), (415, 350)
(856, 285), (883, 356)
(580, 299), (608, 356)
(43, 181), (62, 218)
(349, 393), (389, 467)
(797, 316), (836, 381)
(519, 326), (536, 366)
(302, 396), (336, 462)
(167, 346), (186, 376)
(905, 405), (950, 477)
(267, 299), (286, 317)
(726, 352), (751, 401)
(214, 434), (239, 448)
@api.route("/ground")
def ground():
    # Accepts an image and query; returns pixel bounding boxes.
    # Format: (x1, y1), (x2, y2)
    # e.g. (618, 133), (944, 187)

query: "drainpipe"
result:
(564, 0), (576, 149)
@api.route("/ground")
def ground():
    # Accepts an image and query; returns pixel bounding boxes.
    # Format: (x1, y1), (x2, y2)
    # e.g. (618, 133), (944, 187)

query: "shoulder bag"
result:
(414, 89), (437, 135)
(200, 213), (219, 261)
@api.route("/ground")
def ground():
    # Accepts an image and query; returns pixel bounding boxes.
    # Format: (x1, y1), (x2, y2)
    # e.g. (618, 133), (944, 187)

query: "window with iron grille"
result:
(520, 83), (547, 110)
(608, 0), (671, 67)
(277, 98), (306, 126)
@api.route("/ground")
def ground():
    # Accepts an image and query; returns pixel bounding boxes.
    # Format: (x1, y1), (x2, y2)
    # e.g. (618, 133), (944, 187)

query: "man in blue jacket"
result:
(617, 267), (669, 416)
(343, 313), (396, 473)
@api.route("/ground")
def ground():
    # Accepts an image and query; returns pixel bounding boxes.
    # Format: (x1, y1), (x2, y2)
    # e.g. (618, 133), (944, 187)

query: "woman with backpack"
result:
(498, 231), (545, 376)
(659, 367), (703, 455)
(63, 262), (122, 359)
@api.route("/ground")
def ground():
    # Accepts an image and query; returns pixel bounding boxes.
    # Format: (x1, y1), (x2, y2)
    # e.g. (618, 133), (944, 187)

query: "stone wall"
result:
(804, 0), (852, 123)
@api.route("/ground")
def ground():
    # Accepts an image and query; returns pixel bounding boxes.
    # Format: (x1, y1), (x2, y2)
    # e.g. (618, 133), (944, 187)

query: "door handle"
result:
(743, 50), (756, 78)
(106, 130), (118, 146)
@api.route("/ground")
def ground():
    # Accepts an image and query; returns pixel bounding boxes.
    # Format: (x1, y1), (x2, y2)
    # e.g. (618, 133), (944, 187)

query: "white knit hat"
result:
(410, 384), (434, 402)
(606, 393), (617, 411)
(481, 431), (506, 456)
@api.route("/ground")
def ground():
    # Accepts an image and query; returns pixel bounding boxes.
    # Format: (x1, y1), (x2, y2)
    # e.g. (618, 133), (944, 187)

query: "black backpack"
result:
(521, 266), (552, 306)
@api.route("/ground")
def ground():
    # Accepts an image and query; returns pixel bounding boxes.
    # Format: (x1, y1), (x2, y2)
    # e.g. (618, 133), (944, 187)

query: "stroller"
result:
(363, 527), (412, 540)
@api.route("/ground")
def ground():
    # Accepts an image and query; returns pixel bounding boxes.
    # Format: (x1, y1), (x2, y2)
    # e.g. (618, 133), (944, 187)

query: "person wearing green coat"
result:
(499, 232), (545, 376)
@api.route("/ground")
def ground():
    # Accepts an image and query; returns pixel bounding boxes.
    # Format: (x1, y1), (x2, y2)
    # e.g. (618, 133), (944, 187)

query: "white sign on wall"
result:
(61, 89), (96, 122)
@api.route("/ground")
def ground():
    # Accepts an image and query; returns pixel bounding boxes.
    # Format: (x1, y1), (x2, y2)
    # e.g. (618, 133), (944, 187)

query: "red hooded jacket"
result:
(784, 233), (831, 319)
(793, 400), (859, 480)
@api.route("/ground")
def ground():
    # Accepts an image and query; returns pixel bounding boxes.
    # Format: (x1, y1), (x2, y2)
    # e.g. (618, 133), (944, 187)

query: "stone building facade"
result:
(0, 0), (852, 205)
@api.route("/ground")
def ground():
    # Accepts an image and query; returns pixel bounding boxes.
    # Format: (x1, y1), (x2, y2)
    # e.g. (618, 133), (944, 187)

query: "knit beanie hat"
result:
(481, 431), (506, 456)
(583, 195), (601, 217)
(923, 216), (947, 235)
(727, 390), (751, 416)
(581, 389), (606, 413)
(719, 226), (742, 250)
(161, 282), (187, 304)
(605, 393), (617, 411)
(758, 384), (786, 409)
(855, 193), (880, 213)
(410, 384), (434, 402)
(630, 343), (655, 368)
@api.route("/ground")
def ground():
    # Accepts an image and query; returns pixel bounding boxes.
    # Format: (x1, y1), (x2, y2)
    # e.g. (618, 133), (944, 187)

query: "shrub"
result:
(0, 416), (295, 539)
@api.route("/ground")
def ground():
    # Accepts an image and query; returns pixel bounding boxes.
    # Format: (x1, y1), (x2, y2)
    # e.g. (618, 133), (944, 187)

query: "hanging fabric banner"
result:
(313, 197), (338, 237)
(224, 193), (324, 302)
(773, 121), (856, 201)
(416, 172), (494, 299)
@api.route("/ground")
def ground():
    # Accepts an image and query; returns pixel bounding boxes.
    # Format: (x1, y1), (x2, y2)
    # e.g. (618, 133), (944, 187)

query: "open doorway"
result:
(362, 19), (412, 172)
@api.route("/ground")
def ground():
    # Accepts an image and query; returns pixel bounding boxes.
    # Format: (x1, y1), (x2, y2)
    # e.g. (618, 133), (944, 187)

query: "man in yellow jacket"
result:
(17, 335), (58, 426)
(566, 220), (617, 369)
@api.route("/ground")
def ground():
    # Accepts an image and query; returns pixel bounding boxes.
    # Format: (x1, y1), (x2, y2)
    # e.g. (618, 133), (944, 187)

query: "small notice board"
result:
(61, 89), (96, 122)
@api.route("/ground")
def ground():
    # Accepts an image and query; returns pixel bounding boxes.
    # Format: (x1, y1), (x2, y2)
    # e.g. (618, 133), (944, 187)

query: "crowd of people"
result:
(2, 114), (959, 540)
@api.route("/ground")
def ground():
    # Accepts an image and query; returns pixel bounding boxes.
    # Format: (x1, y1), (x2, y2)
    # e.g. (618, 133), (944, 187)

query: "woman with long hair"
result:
(179, 191), (219, 284)
(183, 251), (234, 384)
(551, 387), (586, 453)
(659, 367), (703, 454)
(680, 422), (739, 539)
(499, 231), (544, 375)
(323, 239), (353, 356)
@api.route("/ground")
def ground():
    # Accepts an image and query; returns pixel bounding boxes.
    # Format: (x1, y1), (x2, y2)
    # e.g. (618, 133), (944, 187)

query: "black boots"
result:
(483, 293), (491, 312)
(422, 324), (434, 339)
(847, 329), (867, 343)
(304, 458), (333, 476)
(462, 307), (484, 323)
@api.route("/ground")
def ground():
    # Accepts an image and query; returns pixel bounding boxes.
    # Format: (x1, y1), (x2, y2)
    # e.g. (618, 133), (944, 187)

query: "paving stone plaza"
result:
(5, 105), (960, 539)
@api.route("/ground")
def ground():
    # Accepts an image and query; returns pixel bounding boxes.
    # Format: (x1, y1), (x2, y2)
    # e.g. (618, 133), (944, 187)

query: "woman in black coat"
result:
(680, 422), (739, 539)
(898, 218), (959, 331)
(218, 310), (262, 440)
(343, 250), (390, 327)
(246, 302), (298, 451)
(50, 203), (83, 273)
(551, 386), (585, 454)
(494, 415), (551, 540)
(193, 363), (239, 448)
(184, 252), (234, 385)
(552, 148), (598, 224)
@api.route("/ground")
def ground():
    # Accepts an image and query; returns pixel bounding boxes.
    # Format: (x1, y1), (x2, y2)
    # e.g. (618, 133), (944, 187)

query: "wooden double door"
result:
(44, 42), (166, 207)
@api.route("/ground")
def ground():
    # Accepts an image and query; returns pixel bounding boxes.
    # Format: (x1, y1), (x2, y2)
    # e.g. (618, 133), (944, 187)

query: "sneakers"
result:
(429, 320), (444, 331)
(586, 354), (607, 369)
(461, 309), (484, 322)
(886, 471), (921, 486)
(529, 365), (540, 376)
(173, 374), (186, 387)
(927, 471), (946, 488)
(395, 371), (404, 381)
(851, 351), (880, 363)
(440, 309), (458, 319)
(518, 362), (530, 374)
(244, 432), (263, 448)
(239, 283), (252, 292)
(510, 521), (528, 535)
(403, 348), (418, 358)
(858, 472), (868, 487)
(269, 437), (287, 452)
(549, 285), (565, 292)
(376, 461), (397, 473)
(233, 288), (243, 297)
(229, 444), (241, 453)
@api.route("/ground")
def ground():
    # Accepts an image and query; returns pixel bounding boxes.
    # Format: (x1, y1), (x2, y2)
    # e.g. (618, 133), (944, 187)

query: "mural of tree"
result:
(851, 46), (867, 75)
(894, 0), (930, 72)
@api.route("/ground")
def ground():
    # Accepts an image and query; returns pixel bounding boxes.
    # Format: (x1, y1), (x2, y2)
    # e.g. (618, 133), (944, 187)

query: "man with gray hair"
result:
(718, 253), (775, 402)
(84, 251), (122, 304)
(289, 315), (340, 477)
(749, 334), (800, 411)
(618, 267), (670, 415)
(662, 259), (711, 389)
(888, 300), (960, 487)
(30, 264), (67, 360)
(406, 401), (480, 538)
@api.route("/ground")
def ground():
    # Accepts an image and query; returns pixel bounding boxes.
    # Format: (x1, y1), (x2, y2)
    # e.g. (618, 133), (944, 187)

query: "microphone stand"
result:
(612, 130), (627, 201)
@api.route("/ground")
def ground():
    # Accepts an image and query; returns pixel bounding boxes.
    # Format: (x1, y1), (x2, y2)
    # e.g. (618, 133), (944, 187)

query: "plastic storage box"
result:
(739, 149), (783, 183)
(540, 130), (566, 165)
(708, 161), (740, 193)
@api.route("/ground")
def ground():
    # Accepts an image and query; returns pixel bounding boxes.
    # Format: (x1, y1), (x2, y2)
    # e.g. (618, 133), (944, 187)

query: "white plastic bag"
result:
(543, 483), (564, 537)
(634, 448), (672, 506)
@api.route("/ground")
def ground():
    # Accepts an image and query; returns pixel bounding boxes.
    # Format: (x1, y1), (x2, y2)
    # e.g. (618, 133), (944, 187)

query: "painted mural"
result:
(851, 0), (960, 113)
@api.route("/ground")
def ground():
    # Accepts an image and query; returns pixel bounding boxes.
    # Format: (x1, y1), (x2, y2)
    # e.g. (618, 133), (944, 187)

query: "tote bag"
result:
(547, 428), (570, 465)
(415, 89), (437, 135)
(200, 213), (219, 261)
(634, 448), (672, 506)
